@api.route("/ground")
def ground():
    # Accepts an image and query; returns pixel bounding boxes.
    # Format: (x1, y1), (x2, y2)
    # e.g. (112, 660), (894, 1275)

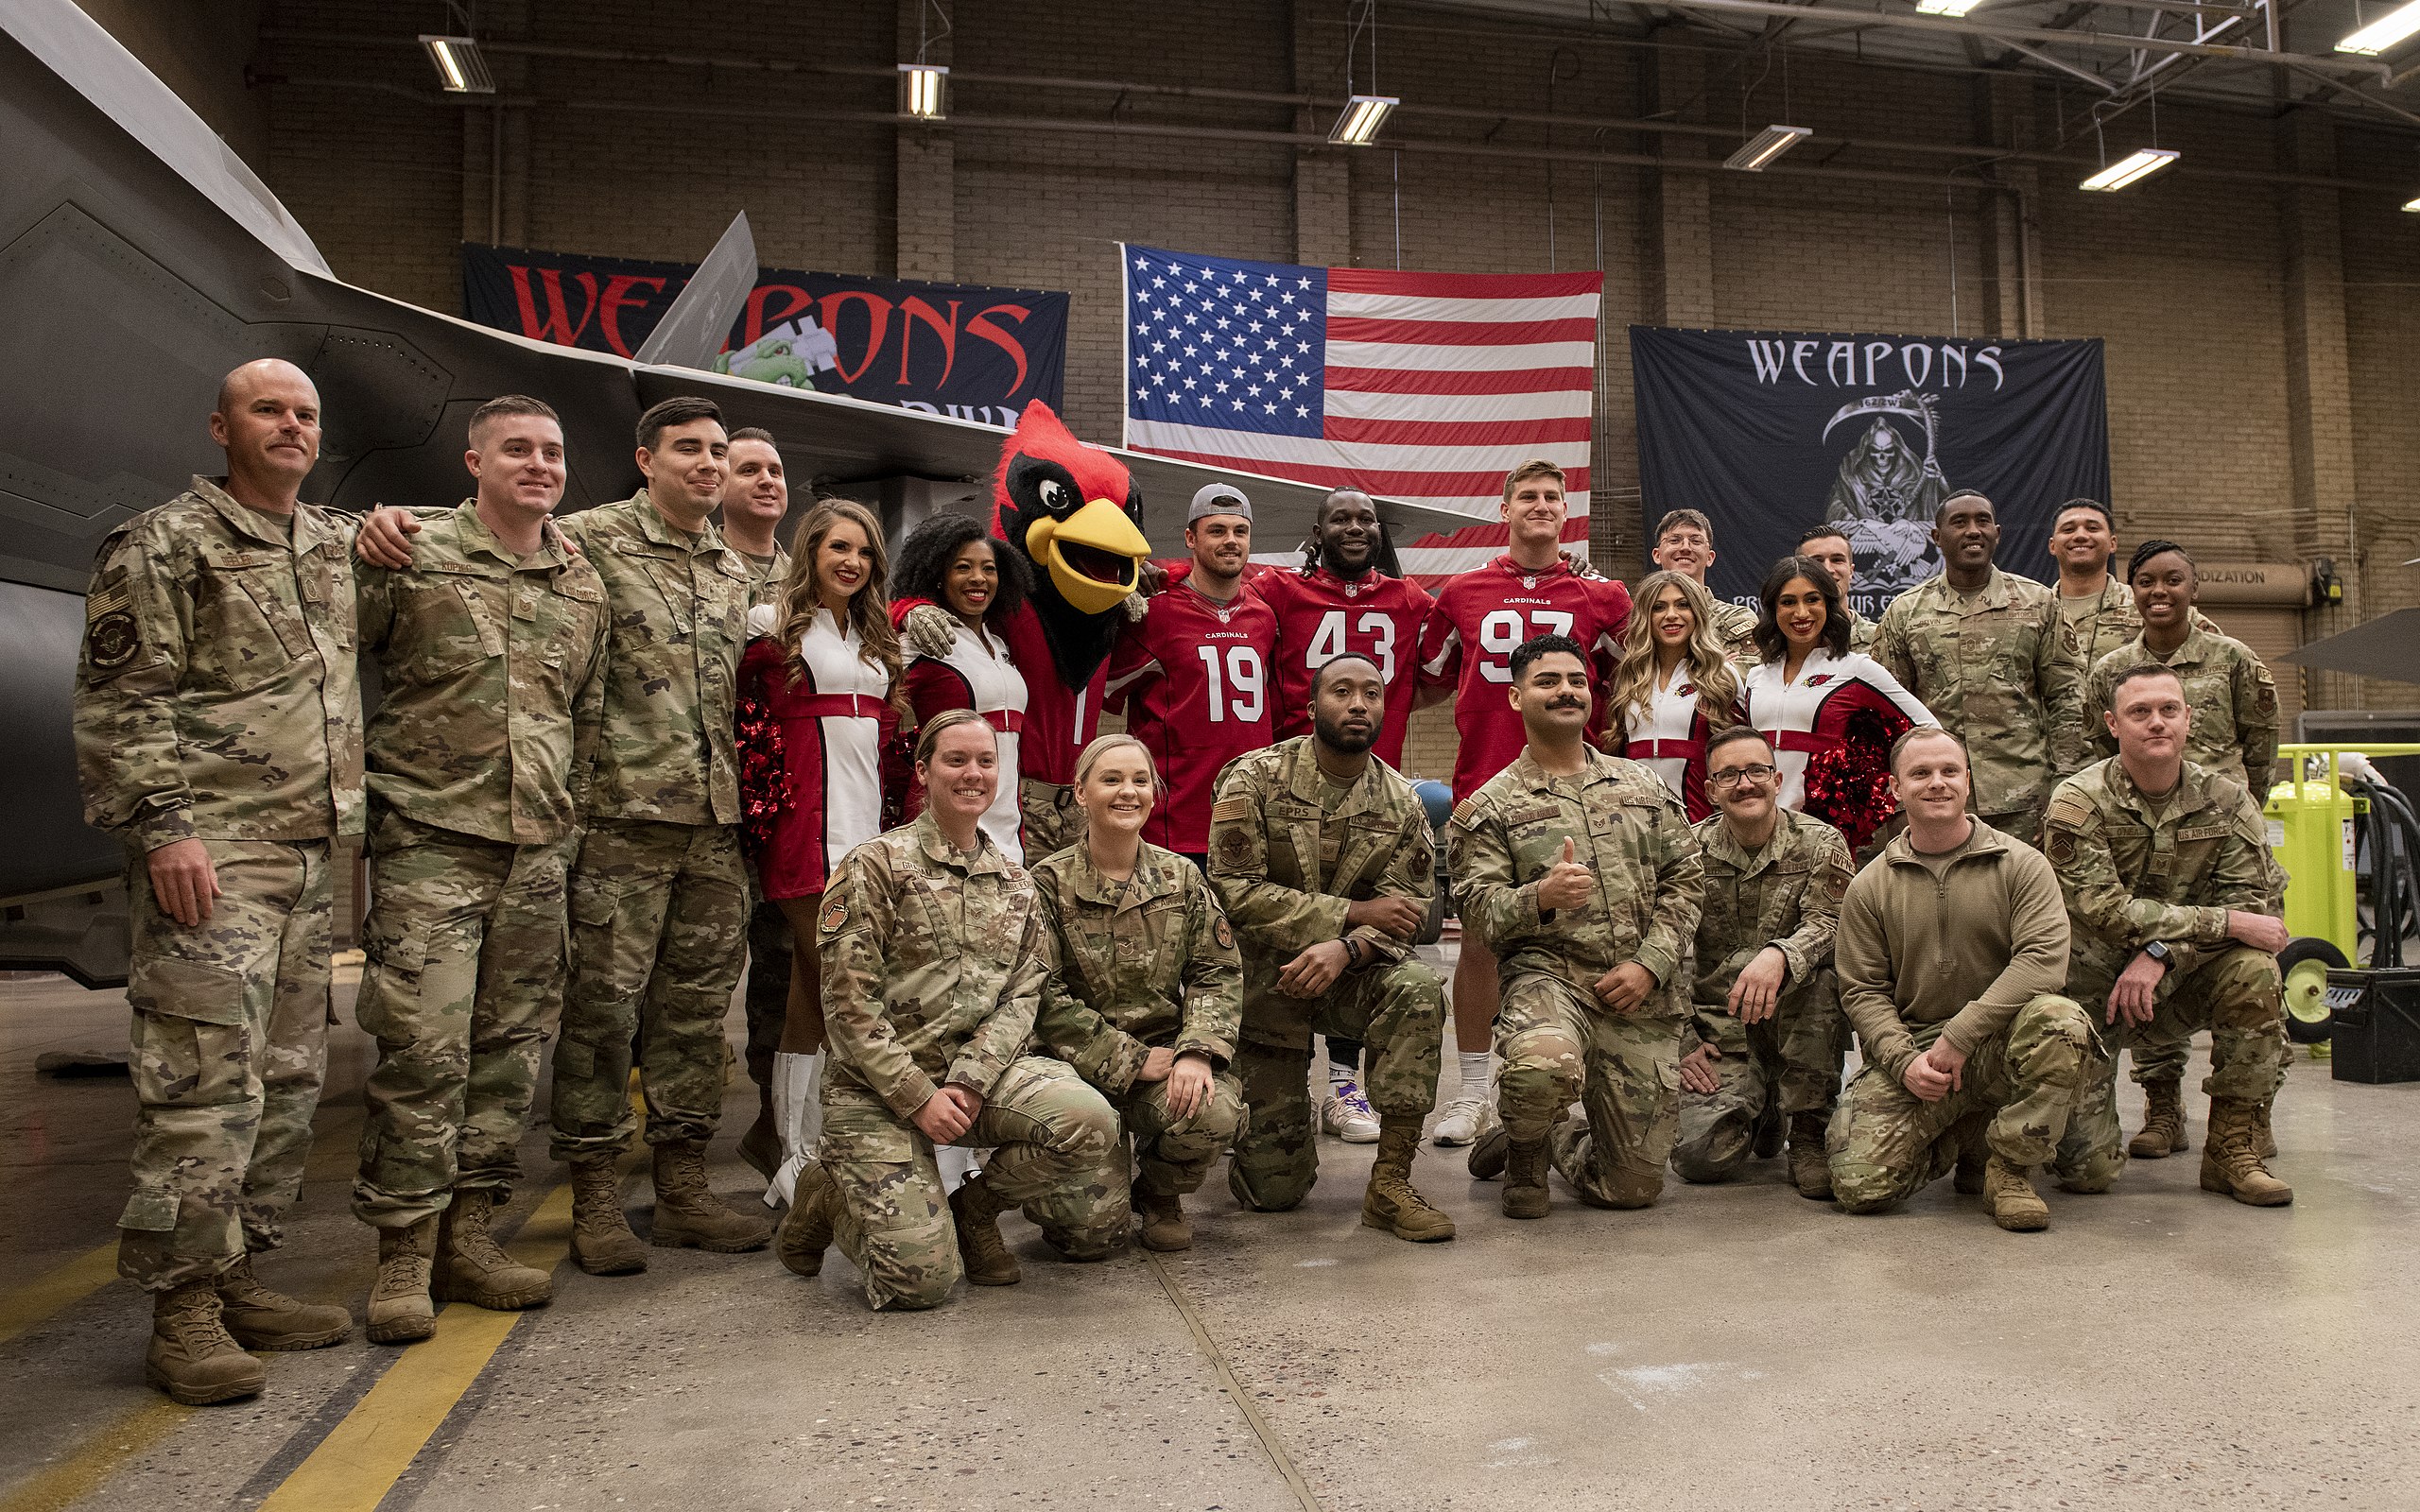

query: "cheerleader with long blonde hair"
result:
(1605, 570), (1744, 821)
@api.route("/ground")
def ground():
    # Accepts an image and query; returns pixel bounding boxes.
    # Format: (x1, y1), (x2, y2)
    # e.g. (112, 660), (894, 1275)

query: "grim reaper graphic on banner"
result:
(1822, 389), (1951, 595)
(1628, 327), (2110, 616)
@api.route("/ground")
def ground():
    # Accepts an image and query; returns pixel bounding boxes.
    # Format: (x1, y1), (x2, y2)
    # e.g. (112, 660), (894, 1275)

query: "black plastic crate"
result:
(2326, 968), (2420, 1085)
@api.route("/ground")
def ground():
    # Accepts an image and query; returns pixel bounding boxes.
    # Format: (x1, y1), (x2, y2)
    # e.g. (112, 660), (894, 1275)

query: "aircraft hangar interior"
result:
(3, 0), (2419, 1507)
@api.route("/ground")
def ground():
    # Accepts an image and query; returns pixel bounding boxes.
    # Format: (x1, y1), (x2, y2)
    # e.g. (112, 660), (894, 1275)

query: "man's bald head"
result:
(210, 358), (322, 509)
(216, 358), (318, 418)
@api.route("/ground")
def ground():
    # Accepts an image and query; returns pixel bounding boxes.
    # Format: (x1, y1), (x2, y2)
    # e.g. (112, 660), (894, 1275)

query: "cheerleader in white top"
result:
(1606, 570), (1745, 822)
(735, 498), (901, 1203)
(1739, 556), (1935, 852)
(888, 514), (1035, 862)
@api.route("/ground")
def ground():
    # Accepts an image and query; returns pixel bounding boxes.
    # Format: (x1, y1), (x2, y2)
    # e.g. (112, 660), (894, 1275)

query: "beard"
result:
(1315, 710), (1376, 755)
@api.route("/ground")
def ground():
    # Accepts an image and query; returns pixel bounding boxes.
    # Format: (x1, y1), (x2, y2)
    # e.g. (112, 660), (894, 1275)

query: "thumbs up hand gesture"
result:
(1537, 837), (1594, 913)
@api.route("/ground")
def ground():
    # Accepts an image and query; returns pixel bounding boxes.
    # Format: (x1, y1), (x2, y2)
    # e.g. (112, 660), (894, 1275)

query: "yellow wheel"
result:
(2278, 936), (2348, 1045)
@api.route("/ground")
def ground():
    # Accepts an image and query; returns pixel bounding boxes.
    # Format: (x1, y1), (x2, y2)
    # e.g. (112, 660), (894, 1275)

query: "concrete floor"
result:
(4, 949), (2417, 1512)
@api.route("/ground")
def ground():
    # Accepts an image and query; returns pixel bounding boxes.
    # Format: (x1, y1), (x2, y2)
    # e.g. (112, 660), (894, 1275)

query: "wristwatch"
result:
(2141, 940), (2173, 968)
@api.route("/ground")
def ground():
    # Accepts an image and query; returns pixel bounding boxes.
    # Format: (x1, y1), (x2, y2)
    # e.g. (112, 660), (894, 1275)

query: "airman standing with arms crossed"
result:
(2044, 665), (2293, 1207)
(348, 396), (609, 1343)
(361, 395), (771, 1268)
(1669, 728), (1856, 1199)
(75, 358), (361, 1403)
(1872, 491), (2083, 841)
(1208, 654), (1457, 1242)
(1829, 730), (2093, 1231)
(1452, 635), (1705, 1219)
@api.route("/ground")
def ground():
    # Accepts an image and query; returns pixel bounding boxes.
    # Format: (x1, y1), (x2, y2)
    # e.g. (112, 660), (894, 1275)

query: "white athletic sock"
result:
(1459, 1051), (1492, 1102)
(1328, 1058), (1356, 1091)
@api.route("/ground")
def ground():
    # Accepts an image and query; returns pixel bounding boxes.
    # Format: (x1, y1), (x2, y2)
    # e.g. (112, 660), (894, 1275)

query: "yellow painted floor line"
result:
(0, 1246), (120, 1350)
(0, 1400), (192, 1512)
(252, 1177), (581, 1512)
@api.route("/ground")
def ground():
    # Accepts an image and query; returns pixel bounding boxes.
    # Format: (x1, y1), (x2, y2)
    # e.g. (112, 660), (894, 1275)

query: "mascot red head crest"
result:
(991, 400), (1150, 618)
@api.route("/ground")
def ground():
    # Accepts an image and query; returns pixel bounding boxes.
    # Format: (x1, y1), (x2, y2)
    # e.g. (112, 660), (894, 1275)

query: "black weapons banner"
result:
(463, 242), (1068, 423)
(1629, 326), (2110, 616)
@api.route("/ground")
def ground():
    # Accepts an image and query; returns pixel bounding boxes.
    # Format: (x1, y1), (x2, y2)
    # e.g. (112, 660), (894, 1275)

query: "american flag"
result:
(1119, 244), (1601, 579)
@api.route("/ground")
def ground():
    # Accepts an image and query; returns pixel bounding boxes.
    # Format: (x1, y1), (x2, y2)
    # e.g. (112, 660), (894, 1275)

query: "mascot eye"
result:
(1037, 478), (1071, 515)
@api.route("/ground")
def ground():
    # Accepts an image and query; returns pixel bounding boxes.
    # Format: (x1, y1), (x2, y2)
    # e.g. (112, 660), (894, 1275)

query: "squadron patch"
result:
(1217, 826), (1253, 867)
(88, 610), (140, 670)
(1214, 916), (1235, 952)
(819, 898), (849, 935)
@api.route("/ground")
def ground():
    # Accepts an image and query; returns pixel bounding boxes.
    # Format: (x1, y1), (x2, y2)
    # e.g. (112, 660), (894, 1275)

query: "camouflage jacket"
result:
(2082, 626), (2279, 789)
(1207, 736), (1436, 1050)
(1030, 840), (1241, 1097)
(1687, 808), (1852, 1020)
(1843, 607), (1878, 654)
(2044, 757), (2283, 981)
(357, 502), (610, 846)
(1448, 747), (1704, 1017)
(736, 541), (790, 612)
(1873, 566), (2083, 818)
(74, 476), (363, 849)
(555, 490), (754, 827)
(818, 810), (1049, 1118)
(1710, 598), (1760, 661)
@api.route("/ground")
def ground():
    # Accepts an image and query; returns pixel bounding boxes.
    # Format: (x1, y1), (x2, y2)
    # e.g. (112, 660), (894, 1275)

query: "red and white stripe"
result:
(1126, 266), (1601, 585)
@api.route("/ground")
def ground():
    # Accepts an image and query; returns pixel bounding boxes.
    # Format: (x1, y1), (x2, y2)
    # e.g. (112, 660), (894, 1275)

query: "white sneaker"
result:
(1431, 1092), (1493, 1147)
(1320, 1081), (1381, 1143)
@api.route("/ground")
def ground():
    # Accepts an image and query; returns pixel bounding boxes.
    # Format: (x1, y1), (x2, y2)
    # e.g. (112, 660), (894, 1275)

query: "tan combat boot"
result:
(650, 1140), (772, 1251)
(1500, 1137), (1552, 1220)
(949, 1170), (1022, 1286)
(2201, 1098), (2293, 1207)
(147, 1279), (266, 1404)
(1982, 1157), (2050, 1232)
(1465, 1124), (1510, 1181)
(1952, 1111), (1991, 1195)
(366, 1215), (440, 1345)
(1360, 1118), (1457, 1242)
(568, 1157), (648, 1276)
(777, 1163), (838, 1278)
(216, 1252), (352, 1350)
(1788, 1113), (1833, 1201)
(2128, 1080), (2188, 1160)
(737, 1081), (779, 1182)
(1137, 1189), (1193, 1252)
(2255, 1100), (2279, 1159)
(434, 1190), (552, 1312)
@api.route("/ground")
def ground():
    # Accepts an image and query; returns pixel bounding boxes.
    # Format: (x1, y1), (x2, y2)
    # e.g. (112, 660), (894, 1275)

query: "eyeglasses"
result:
(1708, 764), (1778, 788)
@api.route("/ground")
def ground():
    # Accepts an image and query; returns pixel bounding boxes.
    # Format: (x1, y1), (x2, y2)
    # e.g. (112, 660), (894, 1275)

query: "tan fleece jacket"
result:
(1833, 821), (2071, 1079)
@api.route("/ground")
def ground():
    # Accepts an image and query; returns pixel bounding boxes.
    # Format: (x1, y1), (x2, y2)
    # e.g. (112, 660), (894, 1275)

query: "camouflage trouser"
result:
(1830, 995), (2093, 1214)
(1228, 957), (1444, 1211)
(548, 819), (747, 1160)
(1496, 972), (1682, 1210)
(353, 812), (568, 1227)
(2062, 945), (2287, 1179)
(743, 895), (793, 1089)
(1020, 777), (1083, 858)
(118, 838), (333, 1291)
(1671, 974), (1846, 1185)
(821, 1056), (1120, 1311)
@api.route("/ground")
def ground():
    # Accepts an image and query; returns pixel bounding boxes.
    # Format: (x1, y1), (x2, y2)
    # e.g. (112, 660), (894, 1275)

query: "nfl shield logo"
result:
(1522, 575), (1538, 589)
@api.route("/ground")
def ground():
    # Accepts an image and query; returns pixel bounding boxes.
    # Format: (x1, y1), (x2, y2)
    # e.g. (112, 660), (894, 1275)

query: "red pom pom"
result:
(735, 682), (792, 860)
(1803, 704), (1910, 851)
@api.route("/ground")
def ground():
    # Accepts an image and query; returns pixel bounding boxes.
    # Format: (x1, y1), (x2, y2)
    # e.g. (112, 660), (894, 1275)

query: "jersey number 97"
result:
(1478, 610), (1575, 682)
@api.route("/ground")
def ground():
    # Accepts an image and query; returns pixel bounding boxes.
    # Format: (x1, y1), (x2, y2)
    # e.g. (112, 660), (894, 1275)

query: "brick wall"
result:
(230, 0), (2420, 741)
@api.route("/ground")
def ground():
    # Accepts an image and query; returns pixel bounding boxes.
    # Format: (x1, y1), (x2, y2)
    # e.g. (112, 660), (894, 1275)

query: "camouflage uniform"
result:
(737, 544), (794, 1088)
(1449, 748), (1705, 1209)
(1842, 607), (1879, 655)
(1671, 809), (1854, 1183)
(817, 814), (1120, 1309)
(1710, 598), (1760, 662)
(73, 476), (363, 1290)
(1829, 823), (2092, 1211)
(2051, 579), (2139, 775)
(546, 490), (756, 1161)
(2044, 759), (2288, 1182)
(351, 503), (608, 1227)
(1873, 567), (2083, 840)
(1032, 842), (1244, 1230)
(2082, 626), (2280, 790)
(1208, 737), (1444, 1211)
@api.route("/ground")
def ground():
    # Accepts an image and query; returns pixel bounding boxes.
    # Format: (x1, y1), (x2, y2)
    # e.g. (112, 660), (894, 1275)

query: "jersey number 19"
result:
(1196, 644), (1266, 723)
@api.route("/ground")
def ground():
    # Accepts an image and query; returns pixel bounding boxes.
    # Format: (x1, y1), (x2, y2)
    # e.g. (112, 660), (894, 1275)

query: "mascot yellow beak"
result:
(1026, 497), (1150, 616)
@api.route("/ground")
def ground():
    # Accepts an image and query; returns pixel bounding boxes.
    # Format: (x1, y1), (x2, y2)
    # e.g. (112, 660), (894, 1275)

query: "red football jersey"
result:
(1418, 555), (1634, 801)
(1256, 566), (1433, 767)
(1105, 582), (1280, 854)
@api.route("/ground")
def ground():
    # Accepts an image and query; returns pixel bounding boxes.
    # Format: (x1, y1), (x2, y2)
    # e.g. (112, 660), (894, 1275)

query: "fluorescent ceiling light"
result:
(1915, 0), (1986, 14)
(899, 62), (949, 119)
(2337, 0), (2420, 55)
(2404, 193), (2420, 212)
(1330, 94), (1399, 146)
(2080, 147), (2179, 191)
(417, 35), (493, 94)
(1724, 125), (1811, 171)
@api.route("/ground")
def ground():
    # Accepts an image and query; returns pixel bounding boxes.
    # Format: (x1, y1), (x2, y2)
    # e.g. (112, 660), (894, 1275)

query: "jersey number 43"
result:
(1306, 610), (1397, 680)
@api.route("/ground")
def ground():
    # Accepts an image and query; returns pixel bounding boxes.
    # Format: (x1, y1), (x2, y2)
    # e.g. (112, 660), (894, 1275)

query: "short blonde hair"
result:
(1500, 459), (1565, 501)
(913, 708), (994, 767)
(1073, 732), (1156, 790)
